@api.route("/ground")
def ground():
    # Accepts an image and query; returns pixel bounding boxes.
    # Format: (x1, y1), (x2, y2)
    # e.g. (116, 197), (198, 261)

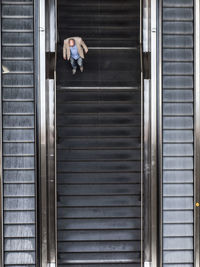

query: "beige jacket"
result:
(63, 37), (88, 60)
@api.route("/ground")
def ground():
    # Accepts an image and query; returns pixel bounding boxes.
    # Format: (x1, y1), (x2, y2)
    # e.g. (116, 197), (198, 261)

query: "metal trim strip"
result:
(45, 0), (57, 265)
(158, 0), (163, 265)
(0, 1), (4, 266)
(194, 1), (200, 266)
(151, 0), (159, 265)
(37, 0), (48, 265)
(140, 0), (144, 265)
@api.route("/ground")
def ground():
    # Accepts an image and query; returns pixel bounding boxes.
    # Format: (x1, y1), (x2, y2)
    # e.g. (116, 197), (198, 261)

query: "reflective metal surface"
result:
(34, 0), (39, 265)
(140, 0), (144, 265)
(45, 0), (57, 265)
(150, 0), (158, 266)
(158, 0), (163, 266)
(0, 2), (3, 266)
(194, 0), (200, 266)
(162, 1), (194, 265)
(37, 0), (48, 265)
(142, 0), (151, 262)
(143, 79), (151, 265)
(47, 79), (57, 266)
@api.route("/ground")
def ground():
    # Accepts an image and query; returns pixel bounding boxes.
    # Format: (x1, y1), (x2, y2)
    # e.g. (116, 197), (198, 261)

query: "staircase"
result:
(56, 0), (141, 265)
(1, 1), (36, 266)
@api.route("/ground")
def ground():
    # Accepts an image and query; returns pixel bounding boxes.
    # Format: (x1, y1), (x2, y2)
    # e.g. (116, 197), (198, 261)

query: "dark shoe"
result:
(80, 66), (84, 72)
(72, 68), (76, 75)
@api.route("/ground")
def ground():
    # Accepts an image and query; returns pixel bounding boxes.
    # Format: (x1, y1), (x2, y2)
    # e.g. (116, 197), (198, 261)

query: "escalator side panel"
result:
(1, 1), (36, 266)
(162, 0), (194, 265)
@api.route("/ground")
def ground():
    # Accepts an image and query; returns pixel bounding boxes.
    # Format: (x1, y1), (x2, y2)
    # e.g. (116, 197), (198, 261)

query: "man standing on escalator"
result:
(63, 37), (88, 75)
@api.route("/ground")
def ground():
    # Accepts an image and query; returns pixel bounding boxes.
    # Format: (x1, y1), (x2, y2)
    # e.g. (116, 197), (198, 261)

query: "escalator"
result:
(56, 0), (142, 266)
(1, 0), (37, 266)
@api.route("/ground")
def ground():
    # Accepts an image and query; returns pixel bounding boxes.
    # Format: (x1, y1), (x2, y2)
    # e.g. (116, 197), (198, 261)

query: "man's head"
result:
(69, 39), (75, 47)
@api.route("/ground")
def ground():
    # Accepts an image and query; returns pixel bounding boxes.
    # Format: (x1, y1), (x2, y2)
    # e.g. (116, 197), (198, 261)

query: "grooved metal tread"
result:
(1, 0), (36, 266)
(162, 1), (194, 265)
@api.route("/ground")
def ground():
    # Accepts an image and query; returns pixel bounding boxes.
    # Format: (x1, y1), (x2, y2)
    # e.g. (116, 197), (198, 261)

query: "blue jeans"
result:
(70, 57), (83, 69)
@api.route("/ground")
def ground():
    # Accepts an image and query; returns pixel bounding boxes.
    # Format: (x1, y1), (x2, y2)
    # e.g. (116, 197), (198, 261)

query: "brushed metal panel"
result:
(57, 103), (141, 114)
(163, 251), (193, 264)
(163, 170), (193, 183)
(2, 74), (34, 86)
(2, 62), (33, 74)
(1, 0), (36, 265)
(58, 251), (140, 263)
(58, 218), (141, 230)
(163, 130), (193, 142)
(163, 49), (193, 61)
(163, 35), (193, 48)
(2, 33), (33, 45)
(58, 184), (141, 196)
(57, 207), (140, 219)
(2, 18), (33, 30)
(4, 170), (35, 182)
(2, 0), (33, 1)
(2, 5), (33, 16)
(163, 144), (193, 156)
(57, 172), (141, 184)
(4, 251), (35, 265)
(163, 103), (193, 115)
(2, 47), (33, 58)
(3, 88), (34, 99)
(4, 184), (35, 196)
(57, 137), (140, 149)
(3, 102), (34, 113)
(163, 76), (193, 88)
(163, 211), (193, 223)
(58, 195), (141, 208)
(163, 0), (193, 7)
(163, 184), (193, 196)
(57, 149), (140, 161)
(163, 8), (193, 20)
(58, 229), (141, 241)
(163, 117), (193, 129)
(163, 197), (193, 210)
(3, 116), (34, 127)
(4, 225), (35, 237)
(163, 237), (193, 249)
(163, 89), (193, 101)
(163, 22), (193, 34)
(4, 238), (35, 250)
(58, 126), (140, 137)
(58, 161), (140, 173)
(163, 157), (193, 170)
(3, 143), (34, 154)
(163, 62), (193, 75)
(57, 90), (140, 102)
(163, 264), (193, 267)
(3, 129), (34, 141)
(57, 114), (141, 126)
(163, 223), (193, 237)
(3, 156), (34, 169)
(4, 211), (35, 224)
(58, 241), (140, 252)
(4, 197), (35, 210)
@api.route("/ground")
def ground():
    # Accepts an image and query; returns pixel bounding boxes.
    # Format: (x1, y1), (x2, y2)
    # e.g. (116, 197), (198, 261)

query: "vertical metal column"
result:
(194, 0), (200, 266)
(37, 0), (48, 265)
(142, 0), (151, 266)
(158, 0), (163, 266)
(46, 0), (57, 266)
(151, 0), (159, 265)
(0, 2), (3, 266)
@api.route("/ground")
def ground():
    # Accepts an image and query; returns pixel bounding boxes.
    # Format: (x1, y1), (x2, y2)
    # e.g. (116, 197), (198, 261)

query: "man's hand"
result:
(63, 56), (66, 60)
